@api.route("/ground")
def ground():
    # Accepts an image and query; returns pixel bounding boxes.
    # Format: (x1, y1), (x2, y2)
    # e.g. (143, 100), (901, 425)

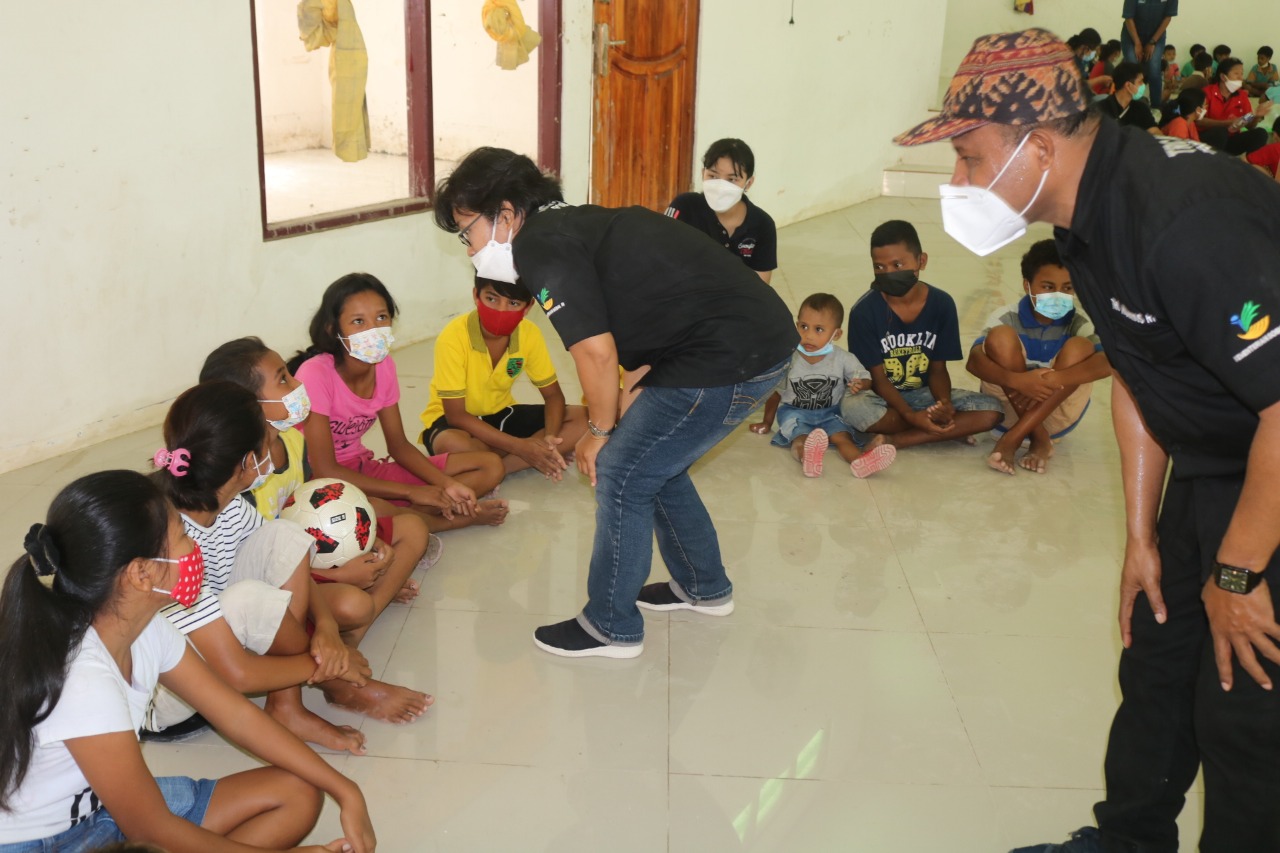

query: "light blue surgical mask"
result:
(1033, 292), (1075, 321)
(1133, 82), (1148, 101)
(797, 341), (835, 357)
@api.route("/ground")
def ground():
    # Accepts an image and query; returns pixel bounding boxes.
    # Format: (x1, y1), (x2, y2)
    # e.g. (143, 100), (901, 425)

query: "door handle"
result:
(595, 23), (626, 77)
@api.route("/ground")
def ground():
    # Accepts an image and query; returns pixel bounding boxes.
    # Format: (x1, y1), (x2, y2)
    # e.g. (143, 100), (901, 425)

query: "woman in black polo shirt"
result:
(434, 147), (796, 658)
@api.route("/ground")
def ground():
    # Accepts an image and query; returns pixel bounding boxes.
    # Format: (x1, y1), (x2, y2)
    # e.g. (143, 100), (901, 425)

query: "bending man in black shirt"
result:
(434, 147), (796, 659)
(898, 28), (1280, 853)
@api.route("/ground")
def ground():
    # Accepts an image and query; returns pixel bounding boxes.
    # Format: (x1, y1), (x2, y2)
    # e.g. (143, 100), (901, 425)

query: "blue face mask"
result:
(797, 341), (835, 357)
(1134, 82), (1148, 101)
(1033, 292), (1075, 321)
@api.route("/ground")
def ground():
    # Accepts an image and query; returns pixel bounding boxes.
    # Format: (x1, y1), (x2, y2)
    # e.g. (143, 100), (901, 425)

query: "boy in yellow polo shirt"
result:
(420, 277), (588, 479)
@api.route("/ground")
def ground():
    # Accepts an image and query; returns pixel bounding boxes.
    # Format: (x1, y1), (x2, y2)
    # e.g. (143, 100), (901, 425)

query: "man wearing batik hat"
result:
(896, 27), (1280, 853)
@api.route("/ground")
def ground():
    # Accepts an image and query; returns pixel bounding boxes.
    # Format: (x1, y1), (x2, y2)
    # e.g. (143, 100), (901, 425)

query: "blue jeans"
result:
(839, 386), (1003, 432)
(579, 360), (788, 644)
(0, 776), (216, 852)
(1121, 31), (1165, 103)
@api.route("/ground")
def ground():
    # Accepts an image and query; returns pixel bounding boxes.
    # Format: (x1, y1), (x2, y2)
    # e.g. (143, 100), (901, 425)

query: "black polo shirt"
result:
(512, 204), (797, 388)
(1097, 95), (1159, 132)
(664, 192), (778, 272)
(1055, 117), (1280, 478)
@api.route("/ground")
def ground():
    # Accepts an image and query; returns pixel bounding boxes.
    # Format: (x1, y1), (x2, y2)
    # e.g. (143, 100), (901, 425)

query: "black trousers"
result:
(1094, 476), (1280, 853)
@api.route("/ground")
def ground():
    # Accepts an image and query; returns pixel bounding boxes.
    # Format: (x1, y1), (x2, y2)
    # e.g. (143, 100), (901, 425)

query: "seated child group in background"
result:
(1, 135), (1116, 851)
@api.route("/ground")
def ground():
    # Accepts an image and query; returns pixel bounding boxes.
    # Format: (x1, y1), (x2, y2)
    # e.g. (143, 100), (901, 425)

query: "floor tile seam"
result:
(920, 619), (992, 790)
(667, 770), (991, 788)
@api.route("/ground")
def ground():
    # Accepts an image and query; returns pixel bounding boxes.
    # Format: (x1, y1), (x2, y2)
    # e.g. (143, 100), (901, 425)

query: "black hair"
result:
(200, 336), (271, 395)
(156, 381), (266, 513)
(474, 275), (532, 303)
(432, 147), (564, 232)
(1212, 44), (1231, 59)
(1193, 52), (1214, 73)
(1071, 28), (1101, 50)
(1215, 57), (1244, 83)
(0, 471), (170, 810)
(1100, 41), (1124, 63)
(701, 138), (756, 179)
(1163, 44), (1176, 54)
(1020, 239), (1064, 283)
(1260, 46), (1274, 60)
(288, 272), (400, 374)
(1171, 86), (1207, 119)
(870, 220), (923, 257)
(1000, 100), (1102, 146)
(799, 293), (845, 327)
(1189, 43), (1205, 57)
(1112, 61), (1145, 89)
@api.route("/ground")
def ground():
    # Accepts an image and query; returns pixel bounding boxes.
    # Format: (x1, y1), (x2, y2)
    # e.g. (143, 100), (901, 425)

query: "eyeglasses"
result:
(458, 214), (485, 248)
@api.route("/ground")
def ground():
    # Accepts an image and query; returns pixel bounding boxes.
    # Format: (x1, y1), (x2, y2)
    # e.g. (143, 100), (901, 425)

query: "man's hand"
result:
(1203, 579), (1280, 690)
(575, 432), (607, 486)
(1119, 538), (1166, 648)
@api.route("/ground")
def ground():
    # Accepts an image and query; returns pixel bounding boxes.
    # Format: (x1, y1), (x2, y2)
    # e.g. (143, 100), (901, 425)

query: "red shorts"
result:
(339, 450), (449, 508)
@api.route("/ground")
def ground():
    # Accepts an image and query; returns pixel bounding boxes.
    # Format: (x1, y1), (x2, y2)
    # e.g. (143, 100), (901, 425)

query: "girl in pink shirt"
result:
(292, 273), (508, 530)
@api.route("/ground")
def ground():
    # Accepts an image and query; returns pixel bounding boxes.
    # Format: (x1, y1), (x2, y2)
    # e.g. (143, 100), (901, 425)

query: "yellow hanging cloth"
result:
(298, 0), (370, 162)
(482, 0), (541, 71)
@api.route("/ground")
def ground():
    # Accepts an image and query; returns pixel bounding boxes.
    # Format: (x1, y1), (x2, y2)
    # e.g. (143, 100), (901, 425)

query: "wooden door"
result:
(590, 0), (699, 211)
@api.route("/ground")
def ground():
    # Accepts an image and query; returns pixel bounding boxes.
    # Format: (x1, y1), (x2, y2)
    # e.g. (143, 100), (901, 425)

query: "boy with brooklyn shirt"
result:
(840, 220), (1004, 448)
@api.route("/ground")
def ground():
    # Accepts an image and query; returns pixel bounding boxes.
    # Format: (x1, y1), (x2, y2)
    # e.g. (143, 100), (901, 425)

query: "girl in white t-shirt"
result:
(288, 273), (509, 530)
(0, 470), (374, 852)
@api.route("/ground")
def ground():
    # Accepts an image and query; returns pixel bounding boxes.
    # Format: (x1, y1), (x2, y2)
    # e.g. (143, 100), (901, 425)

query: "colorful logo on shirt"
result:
(506, 357), (525, 378)
(537, 288), (554, 311)
(737, 238), (757, 259)
(1231, 301), (1271, 340)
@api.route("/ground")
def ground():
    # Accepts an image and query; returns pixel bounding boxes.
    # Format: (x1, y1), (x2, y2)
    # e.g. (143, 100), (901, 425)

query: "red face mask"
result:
(153, 543), (205, 608)
(476, 301), (529, 337)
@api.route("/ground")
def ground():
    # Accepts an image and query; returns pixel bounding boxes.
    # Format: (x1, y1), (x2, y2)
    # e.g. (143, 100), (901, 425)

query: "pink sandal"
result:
(802, 429), (829, 477)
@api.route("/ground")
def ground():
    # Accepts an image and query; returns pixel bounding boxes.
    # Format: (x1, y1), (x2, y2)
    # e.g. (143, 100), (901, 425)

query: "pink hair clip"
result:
(153, 447), (191, 477)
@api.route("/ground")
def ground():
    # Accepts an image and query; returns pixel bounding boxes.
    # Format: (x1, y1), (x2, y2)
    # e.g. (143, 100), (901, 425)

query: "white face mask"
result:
(259, 383), (311, 431)
(938, 133), (1048, 258)
(247, 451), (274, 491)
(1225, 79), (1244, 94)
(470, 218), (519, 284)
(341, 326), (394, 364)
(702, 178), (745, 213)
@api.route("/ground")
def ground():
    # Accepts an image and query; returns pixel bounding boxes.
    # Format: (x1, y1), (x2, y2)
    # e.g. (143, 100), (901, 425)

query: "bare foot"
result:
(953, 434), (978, 446)
(1019, 434), (1055, 474)
(476, 498), (509, 526)
(394, 578), (420, 603)
(324, 678), (434, 724)
(986, 450), (1016, 476)
(268, 700), (367, 754)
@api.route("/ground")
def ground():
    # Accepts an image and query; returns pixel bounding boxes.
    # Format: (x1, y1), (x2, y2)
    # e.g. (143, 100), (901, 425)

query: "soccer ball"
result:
(280, 478), (376, 570)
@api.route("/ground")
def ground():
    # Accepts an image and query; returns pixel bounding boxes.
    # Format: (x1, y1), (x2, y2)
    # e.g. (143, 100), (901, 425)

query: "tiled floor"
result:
(1, 197), (1208, 851)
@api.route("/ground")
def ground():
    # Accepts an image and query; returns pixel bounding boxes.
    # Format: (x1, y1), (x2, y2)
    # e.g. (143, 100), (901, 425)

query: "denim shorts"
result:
(839, 386), (1003, 432)
(0, 776), (217, 852)
(770, 403), (853, 446)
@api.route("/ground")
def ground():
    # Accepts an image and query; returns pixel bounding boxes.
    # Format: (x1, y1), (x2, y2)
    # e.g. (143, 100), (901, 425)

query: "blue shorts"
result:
(0, 776), (217, 852)
(839, 387), (1003, 432)
(770, 404), (853, 446)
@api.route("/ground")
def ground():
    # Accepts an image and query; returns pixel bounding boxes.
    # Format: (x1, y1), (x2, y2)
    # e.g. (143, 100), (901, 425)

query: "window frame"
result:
(248, 0), (562, 241)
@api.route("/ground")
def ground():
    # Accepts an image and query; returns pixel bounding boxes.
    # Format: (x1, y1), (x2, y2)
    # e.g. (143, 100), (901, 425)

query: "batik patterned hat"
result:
(895, 28), (1089, 146)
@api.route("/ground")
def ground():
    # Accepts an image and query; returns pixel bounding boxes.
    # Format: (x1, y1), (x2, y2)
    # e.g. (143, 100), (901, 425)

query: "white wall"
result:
(939, 0), (1280, 104)
(432, 0), (540, 164)
(1, 3), (477, 472)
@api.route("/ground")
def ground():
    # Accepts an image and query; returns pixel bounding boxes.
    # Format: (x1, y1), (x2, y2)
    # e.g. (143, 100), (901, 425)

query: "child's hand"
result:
(1011, 368), (1062, 403)
(908, 408), (953, 434)
(442, 479), (477, 515)
(331, 648), (372, 686)
(337, 540), (392, 589)
(310, 626), (352, 684)
(336, 787), (377, 853)
(521, 436), (569, 480)
(749, 421), (772, 435)
(926, 399), (956, 428)
(847, 378), (872, 394)
(407, 485), (464, 519)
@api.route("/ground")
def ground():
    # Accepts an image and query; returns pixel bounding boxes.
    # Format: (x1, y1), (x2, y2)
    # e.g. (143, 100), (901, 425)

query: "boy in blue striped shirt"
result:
(967, 239), (1111, 475)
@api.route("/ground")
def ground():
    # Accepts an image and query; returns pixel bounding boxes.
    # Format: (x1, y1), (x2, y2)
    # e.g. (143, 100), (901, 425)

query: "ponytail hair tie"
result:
(153, 447), (192, 477)
(23, 523), (59, 578)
